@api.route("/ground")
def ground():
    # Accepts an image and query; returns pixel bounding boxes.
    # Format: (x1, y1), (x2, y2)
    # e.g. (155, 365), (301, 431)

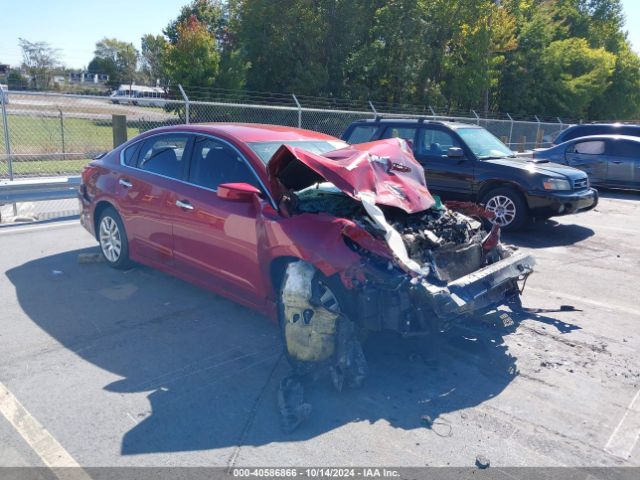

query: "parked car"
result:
(533, 135), (640, 190)
(342, 118), (598, 230)
(552, 123), (640, 145)
(79, 123), (534, 379)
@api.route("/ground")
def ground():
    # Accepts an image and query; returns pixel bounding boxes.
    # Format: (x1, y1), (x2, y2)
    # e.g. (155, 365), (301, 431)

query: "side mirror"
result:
(447, 147), (465, 158)
(217, 182), (262, 202)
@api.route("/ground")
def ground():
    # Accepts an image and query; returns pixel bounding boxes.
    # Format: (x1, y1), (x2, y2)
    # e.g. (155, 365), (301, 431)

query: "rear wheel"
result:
(482, 187), (528, 231)
(98, 207), (132, 270)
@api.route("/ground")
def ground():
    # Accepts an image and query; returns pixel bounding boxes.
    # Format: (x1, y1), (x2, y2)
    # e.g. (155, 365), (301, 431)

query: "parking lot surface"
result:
(0, 192), (639, 468)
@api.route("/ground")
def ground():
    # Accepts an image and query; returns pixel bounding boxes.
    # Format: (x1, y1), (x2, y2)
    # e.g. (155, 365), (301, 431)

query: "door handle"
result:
(119, 178), (132, 188)
(611, 160), (623, 164)
(176, 199), (194, 210)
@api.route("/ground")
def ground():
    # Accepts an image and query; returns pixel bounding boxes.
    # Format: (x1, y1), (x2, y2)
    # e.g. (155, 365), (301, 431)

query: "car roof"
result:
(567, 123), (640, 128)
(564, 134), (640, 143)
(139, 123), (339, 143)
(350, 118), (481, 129)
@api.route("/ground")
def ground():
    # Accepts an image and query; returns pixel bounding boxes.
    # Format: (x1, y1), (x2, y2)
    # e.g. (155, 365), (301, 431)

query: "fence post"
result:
(368, 101), (378, 119)
(506, 113), (514, 147)
(534, 115), (541, 148)
(112, 115), (128, 148)
(557, 117), (564, 132)
(292, 94), (302, 128)
(0, 88), (12, 181)
(472, 110), (480, 125)
(178, 84), (190, 124)
(58, 108), (66, 161)
(429, 106), (437, 121)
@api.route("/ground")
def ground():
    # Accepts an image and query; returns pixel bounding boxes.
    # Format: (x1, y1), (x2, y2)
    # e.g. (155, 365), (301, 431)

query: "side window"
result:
(137, 135), (190, 179)
(189, 137), (261, 190)
(345, 126), (378, 144)
(122, 142), (141, 167)
(569, 140), (605, 155)
(416, 128), (460, 157)
(381, 127), (417, 142)
(608, 140), (640, 157)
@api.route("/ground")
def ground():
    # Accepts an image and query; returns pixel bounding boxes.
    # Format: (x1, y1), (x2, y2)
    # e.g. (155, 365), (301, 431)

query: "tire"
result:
(481, 187), (528, 231)
(277, 262), (352, 374)
(97, 207), (132, 270)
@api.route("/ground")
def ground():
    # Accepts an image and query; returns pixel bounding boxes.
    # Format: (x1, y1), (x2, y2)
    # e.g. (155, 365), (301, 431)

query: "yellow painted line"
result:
(0, 381), (91, 480)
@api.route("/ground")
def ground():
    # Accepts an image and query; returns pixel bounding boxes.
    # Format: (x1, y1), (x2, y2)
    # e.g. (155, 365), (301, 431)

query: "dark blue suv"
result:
(342, 118), (598, 230)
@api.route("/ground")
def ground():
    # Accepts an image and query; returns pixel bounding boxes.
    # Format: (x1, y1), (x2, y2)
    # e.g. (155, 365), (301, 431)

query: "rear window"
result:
(345, 125), (378, 144)
(381, 127), (417, 142)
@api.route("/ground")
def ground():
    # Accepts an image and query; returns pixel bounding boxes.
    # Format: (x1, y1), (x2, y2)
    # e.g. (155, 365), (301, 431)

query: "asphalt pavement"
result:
(0, 191), (638, 469)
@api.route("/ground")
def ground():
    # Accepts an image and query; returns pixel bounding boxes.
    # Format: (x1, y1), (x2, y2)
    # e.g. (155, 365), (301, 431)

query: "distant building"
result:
(68, 71), (109, 85)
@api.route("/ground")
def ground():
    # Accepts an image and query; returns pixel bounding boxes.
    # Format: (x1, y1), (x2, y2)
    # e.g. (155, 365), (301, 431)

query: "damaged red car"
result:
(79, 124), (535, 382)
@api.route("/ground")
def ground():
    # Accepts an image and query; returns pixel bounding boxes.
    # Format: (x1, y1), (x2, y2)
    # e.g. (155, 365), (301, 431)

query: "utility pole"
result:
(484, 0), (502, 118)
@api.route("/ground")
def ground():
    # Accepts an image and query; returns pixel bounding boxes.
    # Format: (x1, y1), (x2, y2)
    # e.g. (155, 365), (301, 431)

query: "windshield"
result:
(456, 128), (514, 159)
(248, 140), (348, 163)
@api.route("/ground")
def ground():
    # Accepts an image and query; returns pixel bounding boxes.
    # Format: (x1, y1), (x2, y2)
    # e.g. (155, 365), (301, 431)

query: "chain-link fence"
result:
(0, 87), (574, 182)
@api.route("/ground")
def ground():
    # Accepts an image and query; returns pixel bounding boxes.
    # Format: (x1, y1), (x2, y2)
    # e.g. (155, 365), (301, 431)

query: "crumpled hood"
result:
(267, 138), (435, 214)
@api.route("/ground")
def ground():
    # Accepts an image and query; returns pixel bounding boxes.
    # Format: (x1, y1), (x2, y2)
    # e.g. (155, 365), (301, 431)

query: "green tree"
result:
(589, 41), (640, 119)
(540, 37), (615, 117)
(164, 0), (225, 44)
(140, 34), (169, 85)
(91, 38), (139, 89)
(18, 38), (60, 90)
(163, 16), (220, 88)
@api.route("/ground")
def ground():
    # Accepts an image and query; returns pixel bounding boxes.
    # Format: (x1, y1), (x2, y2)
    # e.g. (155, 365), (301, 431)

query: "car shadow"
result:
(7, 248), (549, 456)
(503, 219), (594, 249)
(596, 189), (640, 201)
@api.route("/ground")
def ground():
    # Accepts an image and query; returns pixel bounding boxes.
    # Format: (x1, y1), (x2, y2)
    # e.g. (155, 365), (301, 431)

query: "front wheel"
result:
(98, 207), (132, 270)
(277, 261), (367, 387)
(481, 187), (528, 231)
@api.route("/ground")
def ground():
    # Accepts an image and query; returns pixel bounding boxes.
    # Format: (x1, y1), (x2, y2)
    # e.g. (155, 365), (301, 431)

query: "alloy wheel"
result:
(99, 216), (122, 263)
(485, 195), (517, 227)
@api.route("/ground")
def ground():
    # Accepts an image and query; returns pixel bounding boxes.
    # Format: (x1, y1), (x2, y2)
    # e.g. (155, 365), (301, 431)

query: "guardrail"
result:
(0, 176), (80, 205)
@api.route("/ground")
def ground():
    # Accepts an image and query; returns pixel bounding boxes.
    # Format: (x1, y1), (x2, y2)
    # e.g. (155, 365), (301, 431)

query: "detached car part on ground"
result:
(267, 139), (535, 382)
(79, 125), (534, 431)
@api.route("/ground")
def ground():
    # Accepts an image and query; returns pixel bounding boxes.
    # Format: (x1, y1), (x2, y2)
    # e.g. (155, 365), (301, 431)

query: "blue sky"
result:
(1, 0), (639, 70)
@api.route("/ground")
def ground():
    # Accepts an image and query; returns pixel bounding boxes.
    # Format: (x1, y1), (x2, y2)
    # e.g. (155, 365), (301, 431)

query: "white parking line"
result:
(526, 286), (640, 318)
(0, 381), (91, 479)
(605, 389), (640, 459)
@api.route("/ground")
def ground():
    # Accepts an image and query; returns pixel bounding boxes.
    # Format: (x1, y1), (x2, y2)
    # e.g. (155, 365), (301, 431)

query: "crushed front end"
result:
(269, 138), (535, 340)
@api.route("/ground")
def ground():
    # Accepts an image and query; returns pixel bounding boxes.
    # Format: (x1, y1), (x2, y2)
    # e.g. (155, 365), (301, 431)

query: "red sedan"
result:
(79, 123), (534, 382)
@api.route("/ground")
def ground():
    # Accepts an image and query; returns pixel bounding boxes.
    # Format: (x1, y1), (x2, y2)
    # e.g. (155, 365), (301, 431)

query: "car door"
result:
(564, 139), (607, 185)
(169, 135), (267, 305)
(605, 139), (639, 188)
(412, 126), (474, 199)
(116, 133), (192, 265)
